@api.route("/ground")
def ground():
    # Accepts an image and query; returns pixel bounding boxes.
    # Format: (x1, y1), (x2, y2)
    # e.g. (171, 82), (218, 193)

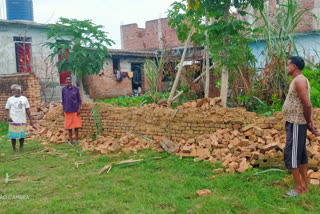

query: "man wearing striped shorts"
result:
(282, 56), (318, 197)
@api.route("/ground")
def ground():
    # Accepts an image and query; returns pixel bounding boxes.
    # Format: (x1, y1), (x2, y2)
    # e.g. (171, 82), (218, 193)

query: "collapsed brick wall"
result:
(37, 99), (320, 179)
(44, 98), (294, 142)
(0, 72), (41, 121)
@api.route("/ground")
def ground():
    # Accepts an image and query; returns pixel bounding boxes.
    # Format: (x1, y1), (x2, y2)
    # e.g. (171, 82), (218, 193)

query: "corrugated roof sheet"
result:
(0, 19), (49, 29)
(108, 49), (156, 57)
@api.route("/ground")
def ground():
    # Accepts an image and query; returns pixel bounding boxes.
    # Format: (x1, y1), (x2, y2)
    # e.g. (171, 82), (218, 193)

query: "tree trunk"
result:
(220, 0), (230, 108)
(167, 27), (193, 107)
(204, 10), (210, 98)
(220, 66), (228, 107)
(78, 76), (85, 101)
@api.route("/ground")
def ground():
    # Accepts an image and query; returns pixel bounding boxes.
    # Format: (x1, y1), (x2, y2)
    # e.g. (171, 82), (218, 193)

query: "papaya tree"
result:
(44, 17), (114, 98)
(168, 0), (264, 107)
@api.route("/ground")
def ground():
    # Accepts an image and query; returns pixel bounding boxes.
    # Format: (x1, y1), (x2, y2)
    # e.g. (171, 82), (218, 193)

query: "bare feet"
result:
(294, 186), (304, 195)
(302, 186), (309, 194)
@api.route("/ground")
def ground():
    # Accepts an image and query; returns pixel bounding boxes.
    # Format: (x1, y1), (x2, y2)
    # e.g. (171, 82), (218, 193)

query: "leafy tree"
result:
(168, 0), (264, 107)
(44, 17), (114, 98)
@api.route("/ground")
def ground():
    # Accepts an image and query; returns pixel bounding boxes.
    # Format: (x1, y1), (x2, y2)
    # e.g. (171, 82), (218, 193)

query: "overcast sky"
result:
(30, 0), (176, 49)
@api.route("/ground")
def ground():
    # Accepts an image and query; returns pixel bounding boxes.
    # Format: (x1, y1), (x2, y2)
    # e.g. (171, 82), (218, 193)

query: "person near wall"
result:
(62, 75), (82, 145)
(282, 56), (318, 197)
(5, 84), (34, 153)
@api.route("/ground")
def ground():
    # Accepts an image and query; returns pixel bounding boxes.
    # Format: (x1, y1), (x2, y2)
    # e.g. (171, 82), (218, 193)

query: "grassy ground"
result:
(0, 122), (320, 213)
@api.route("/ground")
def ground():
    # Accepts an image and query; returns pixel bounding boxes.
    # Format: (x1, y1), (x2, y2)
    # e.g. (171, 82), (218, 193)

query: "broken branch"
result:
(98, 159), (144, 175)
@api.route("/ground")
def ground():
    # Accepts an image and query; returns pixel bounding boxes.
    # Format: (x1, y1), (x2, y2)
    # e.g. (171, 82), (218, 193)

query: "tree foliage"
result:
(44, 17), (114, 77)
(168, 0), (264, 69)
(168, 0), (264, 106)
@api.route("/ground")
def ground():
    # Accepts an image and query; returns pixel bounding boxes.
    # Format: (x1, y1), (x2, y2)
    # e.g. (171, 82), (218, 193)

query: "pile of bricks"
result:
(31, 127), (68, 143)
(80, 134), (163, 155)
(26, 97), (320, 184)
(176, 125), (320, 175)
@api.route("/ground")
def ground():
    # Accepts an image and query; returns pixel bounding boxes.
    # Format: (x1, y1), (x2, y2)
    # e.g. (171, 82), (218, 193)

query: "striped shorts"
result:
(284, 121), (308, 169)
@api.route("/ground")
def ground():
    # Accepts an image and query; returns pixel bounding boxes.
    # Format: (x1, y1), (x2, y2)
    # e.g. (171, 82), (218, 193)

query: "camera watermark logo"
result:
(0, 195), (29, 206)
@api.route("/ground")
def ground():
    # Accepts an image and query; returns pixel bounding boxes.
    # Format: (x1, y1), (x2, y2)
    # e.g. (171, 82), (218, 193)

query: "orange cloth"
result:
(64, 112), (82, 129)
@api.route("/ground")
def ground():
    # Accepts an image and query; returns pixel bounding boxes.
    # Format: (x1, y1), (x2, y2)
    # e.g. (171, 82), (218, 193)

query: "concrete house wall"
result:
(0, 20), (63, 102)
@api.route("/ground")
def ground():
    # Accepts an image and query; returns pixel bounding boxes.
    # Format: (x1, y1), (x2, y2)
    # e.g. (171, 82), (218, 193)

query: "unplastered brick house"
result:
(119, 1), (320, 97)
(121, 0), (320, 52)
(85, 49), (156, 99)
(121, 0), (320, 65)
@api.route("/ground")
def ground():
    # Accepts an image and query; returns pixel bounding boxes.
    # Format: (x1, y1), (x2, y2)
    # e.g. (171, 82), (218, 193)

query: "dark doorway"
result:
(131, 63), (143, 96)
(113, 58), (120, 71)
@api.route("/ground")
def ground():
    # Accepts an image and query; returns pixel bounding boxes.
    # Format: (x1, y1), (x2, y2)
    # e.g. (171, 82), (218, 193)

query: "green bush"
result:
(242, 95), (281, 117)
(303, 67), (320, 108)
(237, 67), (320, 116)
(96, 93), (154, 107)
(96, 91), (198, 108)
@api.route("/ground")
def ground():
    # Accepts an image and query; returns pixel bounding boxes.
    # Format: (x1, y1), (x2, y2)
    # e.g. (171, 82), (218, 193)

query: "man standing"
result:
(282, 56), (318, 197)
(62, 75), (82, 145)
(5, 84), (34, 153)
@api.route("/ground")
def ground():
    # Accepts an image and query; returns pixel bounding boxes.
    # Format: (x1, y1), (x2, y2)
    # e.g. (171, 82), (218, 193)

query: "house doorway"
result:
(131, 63), (143, 96)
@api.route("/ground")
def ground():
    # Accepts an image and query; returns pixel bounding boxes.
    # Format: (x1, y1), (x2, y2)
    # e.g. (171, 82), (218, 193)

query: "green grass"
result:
(1, 122), (320, 213)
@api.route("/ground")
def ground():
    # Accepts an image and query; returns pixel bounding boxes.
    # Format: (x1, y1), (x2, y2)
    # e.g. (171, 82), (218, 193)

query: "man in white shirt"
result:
(5, 84), (34, 153)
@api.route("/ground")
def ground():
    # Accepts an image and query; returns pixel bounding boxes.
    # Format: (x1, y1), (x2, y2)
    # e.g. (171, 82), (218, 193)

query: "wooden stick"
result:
(167, 27), (194, 107)
(192, 64), (215, 83)
(172, 91), (184, 101)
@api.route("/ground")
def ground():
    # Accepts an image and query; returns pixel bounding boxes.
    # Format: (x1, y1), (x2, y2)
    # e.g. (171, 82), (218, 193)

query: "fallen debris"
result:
(196, 189), (212, 197)
(193, 155), (209, 162)
(98, 159), (144, 175)
(74, 161), (85, 169)
(160, 138), (179, 154)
